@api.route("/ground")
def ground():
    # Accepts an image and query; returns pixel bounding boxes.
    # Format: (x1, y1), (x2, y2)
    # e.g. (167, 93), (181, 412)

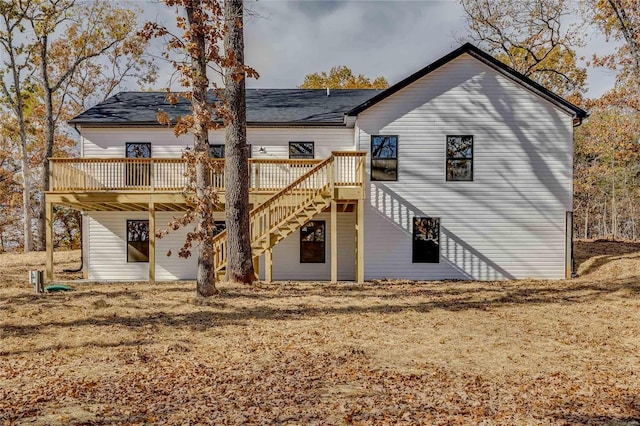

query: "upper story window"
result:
(125, 143), (151, 186)
(289, 141), (314, 159)
(127, 220), (149, 262)
(213, 220), (226, 236)
(371, 135), (398, 181)
(210, 144), (225, 158)
(126, 142), (151, 158)
(210, 144), (252, 158)
(446, 135), (473, 181)
(413, 217), (440, 263)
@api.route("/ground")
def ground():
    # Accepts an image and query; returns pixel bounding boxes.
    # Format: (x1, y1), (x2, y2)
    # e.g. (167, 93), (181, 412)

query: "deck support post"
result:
(331, 199), (338, 283)
(149, 199), (156, 284)
(355, 199), (365, 283)
(253, 256), (260, 281)
(45, 201), (54, 283)
(265, 247), (273, 283)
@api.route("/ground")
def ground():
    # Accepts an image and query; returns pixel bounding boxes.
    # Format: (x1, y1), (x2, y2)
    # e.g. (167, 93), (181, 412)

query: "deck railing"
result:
(49, 152), (366, 193)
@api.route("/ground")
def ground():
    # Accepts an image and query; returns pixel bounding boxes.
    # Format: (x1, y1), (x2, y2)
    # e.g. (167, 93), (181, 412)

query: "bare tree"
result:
(0, 0), (35, 252)
(459, 0), (586, 99)
(27, 0), (152, 250)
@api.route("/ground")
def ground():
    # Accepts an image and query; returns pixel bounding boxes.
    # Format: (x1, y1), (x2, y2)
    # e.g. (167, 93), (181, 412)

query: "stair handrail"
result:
(212, 156), (334, 271)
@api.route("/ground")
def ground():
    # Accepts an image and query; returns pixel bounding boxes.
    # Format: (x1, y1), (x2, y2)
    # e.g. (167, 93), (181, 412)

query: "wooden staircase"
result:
(212, 156), (336, 280)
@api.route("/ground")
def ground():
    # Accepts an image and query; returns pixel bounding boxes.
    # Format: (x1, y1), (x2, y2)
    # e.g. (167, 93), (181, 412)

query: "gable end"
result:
(346, 43), (587, 121)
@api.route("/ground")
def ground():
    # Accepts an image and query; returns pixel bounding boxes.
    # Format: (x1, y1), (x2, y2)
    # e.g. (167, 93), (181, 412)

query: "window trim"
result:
(300, 220), (326, 263)
(126, 219), (150, 263)
(289, 141), (315, 159)
(445, 135), (474, 182)
(370, 135), (398, 182)
(412, 216), (440, 263)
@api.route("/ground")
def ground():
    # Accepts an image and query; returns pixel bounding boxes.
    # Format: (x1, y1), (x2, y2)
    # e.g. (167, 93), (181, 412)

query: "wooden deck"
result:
(47, 152), (365, 211)
(45, 152), (367, 284)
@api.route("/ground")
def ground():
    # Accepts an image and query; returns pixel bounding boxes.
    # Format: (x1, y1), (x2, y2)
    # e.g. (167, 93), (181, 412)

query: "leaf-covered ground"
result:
(1, 242), (640, 425)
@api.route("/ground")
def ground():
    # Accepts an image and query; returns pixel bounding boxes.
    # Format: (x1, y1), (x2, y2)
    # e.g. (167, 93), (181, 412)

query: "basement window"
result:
(127, 220), (149, 262)
(300, 220), (325, 263)
(412, 217), (440, 263)
(446, 135), (473, 181)
(289, 141), (314, 159)
(371, 135), (398, 181)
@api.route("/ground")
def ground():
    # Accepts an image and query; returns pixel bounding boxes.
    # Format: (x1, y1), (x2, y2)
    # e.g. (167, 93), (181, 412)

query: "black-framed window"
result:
(289, 141), (314, 159)
(413, 217), (440, 263)
(209, 144), (225, 158)
(127, 220), (149, 262)
(371, 135), (398, 181)
(125, 142), (152, 187)
(213, 220), (226, 236)
(300, 220), (325, 263)
(446, 135), (473, 181)
(126, 142), (151, 159)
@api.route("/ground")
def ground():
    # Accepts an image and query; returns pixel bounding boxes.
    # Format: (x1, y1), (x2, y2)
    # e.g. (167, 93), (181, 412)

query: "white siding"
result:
(81, 127), (354, 158)
(86, 211), (213, 281)
(86, 211), (355, 281)
(356, 54), (574, 280)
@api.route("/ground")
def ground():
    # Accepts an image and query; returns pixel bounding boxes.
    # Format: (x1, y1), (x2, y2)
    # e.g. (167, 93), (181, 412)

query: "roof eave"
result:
(69, 120), (347, 128)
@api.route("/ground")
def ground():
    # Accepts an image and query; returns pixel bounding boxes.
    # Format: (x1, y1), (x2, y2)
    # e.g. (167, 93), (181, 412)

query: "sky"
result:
(136, 0), (618, 98)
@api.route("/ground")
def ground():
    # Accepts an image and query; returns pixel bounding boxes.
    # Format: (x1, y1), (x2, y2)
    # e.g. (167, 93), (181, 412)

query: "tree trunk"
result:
(224, 0), (254, 284)
(611, 158), (617, 240)
(186, 0), (217, 297)
(584, 202), (589, 240)
(36, 34), (54, 252)
(4, 18), (32, 252)
(20, 145), (32, 252)
(607, 0), (640, 76)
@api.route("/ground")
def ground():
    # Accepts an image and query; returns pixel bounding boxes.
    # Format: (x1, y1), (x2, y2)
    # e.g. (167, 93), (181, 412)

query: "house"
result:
(45, 43), (587, 283)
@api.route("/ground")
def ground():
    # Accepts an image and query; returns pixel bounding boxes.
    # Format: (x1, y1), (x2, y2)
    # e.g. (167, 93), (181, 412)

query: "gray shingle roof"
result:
(69, 89), (382, 126)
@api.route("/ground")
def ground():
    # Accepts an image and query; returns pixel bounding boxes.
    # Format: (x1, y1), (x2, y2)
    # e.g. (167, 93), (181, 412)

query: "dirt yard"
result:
(1, 241), (640, 425)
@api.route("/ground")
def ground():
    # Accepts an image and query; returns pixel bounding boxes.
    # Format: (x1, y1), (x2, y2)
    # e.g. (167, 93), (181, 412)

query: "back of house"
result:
(46, 43), (586, 283)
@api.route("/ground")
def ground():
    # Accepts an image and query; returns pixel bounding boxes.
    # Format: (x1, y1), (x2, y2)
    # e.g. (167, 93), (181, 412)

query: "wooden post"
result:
(264, 207), (272, 283)
(151, 159), (156, 190)
(45, 201), (54, 283)
(331, 199), (338, 283)
(82, 213), (88, 279)
(265, 248), (273, 283)
(253, 256), (260, 281)
(149, 199), (156, 284)
(356, 199), (365, 283)
(254, 163), (260, 190)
